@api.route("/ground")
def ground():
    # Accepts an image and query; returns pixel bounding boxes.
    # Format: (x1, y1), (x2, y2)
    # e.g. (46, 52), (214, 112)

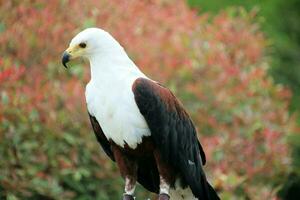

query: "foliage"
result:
(188, 0), (300, 111)
(188, 1), (300, 198)
(269, 0), (300, 111)
(0, 1), (297, 199)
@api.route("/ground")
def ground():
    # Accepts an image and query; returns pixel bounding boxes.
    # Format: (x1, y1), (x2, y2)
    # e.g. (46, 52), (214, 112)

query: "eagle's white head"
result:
(62, 28), (126, 68)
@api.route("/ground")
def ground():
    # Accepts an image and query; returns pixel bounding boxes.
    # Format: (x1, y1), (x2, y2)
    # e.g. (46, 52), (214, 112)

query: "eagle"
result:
(62, 28), (220, 200)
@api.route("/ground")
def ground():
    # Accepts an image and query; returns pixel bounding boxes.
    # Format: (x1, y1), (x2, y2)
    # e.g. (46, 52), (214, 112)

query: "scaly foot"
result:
(123, 194), (134, 200)
(158, 193), (170, 200)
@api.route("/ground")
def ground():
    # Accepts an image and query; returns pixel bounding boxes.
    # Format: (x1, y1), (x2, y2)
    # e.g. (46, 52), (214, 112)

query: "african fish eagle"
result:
(62, 28), (220, 200)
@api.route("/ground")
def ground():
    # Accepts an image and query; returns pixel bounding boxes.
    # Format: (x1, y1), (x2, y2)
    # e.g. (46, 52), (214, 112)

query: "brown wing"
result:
(132, 78), (219, 200)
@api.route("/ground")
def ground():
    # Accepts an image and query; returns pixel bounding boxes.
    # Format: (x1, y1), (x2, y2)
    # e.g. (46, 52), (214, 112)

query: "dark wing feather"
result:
(136, 157), (160, 193)
(198, 141), (206, 165)
(132, 78), (219, 200)
(88, 113), (159, 193)
(89, 114), (115, 161)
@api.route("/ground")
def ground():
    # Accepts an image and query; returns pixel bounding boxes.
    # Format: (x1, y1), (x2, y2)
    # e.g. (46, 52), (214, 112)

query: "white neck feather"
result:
(88, 45), (145, 84)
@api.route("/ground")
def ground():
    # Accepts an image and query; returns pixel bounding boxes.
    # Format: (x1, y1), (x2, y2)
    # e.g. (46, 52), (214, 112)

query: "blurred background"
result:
(0, 0), (299, 199)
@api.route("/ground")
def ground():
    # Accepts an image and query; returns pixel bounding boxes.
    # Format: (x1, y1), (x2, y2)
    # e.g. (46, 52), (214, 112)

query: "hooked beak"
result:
(62, 51), (70, 68)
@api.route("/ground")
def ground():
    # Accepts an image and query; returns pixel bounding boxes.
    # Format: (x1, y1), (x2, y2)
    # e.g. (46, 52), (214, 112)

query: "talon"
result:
(158, 193), (170, 200)
(123, 194), (134, 200)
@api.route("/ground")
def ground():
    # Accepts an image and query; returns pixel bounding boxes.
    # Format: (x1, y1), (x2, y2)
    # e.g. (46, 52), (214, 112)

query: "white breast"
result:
(85, 70), (151, 149)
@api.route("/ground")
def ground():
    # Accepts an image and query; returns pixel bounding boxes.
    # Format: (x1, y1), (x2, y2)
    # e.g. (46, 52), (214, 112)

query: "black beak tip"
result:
(62, 52), (70, 68)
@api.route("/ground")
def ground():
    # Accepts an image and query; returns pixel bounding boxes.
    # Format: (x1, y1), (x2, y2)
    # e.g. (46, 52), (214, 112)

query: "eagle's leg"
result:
(112, 145), (137, 200)
(154, 149), (174, 200)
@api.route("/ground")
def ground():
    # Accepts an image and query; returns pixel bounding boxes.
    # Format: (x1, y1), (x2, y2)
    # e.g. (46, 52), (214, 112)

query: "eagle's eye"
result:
(79, 42), (87, 48)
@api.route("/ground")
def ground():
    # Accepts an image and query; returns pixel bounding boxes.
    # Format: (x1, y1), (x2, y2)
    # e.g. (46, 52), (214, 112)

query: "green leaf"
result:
(83, 19), (96, 29)
(0, 23), (5, 33)
(1, 91), (9, 105)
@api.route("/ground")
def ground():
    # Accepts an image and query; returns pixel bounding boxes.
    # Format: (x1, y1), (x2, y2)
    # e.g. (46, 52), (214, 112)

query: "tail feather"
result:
(206, 181), (220, 200)
(169, 180), (220, 200)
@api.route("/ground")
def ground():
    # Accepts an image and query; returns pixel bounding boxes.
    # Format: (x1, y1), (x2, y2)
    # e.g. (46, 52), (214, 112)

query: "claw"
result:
(123, 194), (134, 200)
(158, 193), (170, 200)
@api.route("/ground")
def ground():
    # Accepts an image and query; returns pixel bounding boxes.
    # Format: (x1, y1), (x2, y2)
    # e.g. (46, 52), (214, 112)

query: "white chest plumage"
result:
(85, 69), (151, 149)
